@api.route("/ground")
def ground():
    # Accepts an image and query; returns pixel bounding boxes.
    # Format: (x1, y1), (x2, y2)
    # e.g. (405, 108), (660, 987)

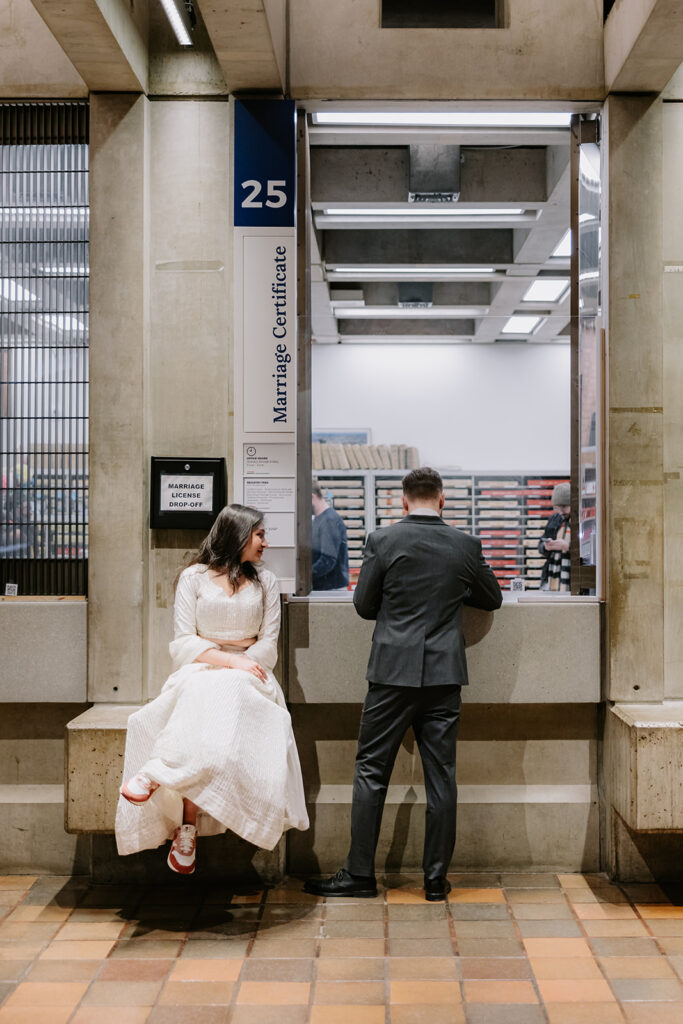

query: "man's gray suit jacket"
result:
(353, 514), (503, 688)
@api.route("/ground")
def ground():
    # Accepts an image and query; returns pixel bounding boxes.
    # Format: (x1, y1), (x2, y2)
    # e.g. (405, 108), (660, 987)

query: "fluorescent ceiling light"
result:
(314, 112), (572, 128)
(552, 230), (571, 258)
(331, 305), (488, 318)
(329, 266), (497, 275)
(159, 0), (193, 45)
(501, 315), (543, 334)
(324, 207), (524, 217)
(522, 279), (569, 303)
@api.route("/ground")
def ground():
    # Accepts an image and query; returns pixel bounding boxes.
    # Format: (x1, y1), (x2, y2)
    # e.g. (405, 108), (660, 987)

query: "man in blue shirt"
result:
(312, 479), (349, 590)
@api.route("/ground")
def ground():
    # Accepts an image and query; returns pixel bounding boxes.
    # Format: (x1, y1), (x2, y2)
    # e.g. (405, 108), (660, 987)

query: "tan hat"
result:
(552, 482), (570, 507)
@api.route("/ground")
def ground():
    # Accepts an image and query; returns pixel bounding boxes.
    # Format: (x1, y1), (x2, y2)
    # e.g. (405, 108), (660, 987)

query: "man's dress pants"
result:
(344, 682), (462, 881)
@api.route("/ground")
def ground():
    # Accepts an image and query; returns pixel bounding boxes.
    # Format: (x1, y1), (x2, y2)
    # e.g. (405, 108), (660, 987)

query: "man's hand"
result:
(544, 538), (570, 553)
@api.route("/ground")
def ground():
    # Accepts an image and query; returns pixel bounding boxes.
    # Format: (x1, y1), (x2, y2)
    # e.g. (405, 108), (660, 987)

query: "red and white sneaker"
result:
(119, 772), (160, 804)
(167, 824), (197, 875)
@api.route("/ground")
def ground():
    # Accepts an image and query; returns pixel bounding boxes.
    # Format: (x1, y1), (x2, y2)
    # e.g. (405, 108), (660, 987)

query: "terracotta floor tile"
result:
(465, 1007), (546, 1024)
(146, 1006), (229, 1024)
(249, 939), (317, 958)
(506, 890), (566, 904)
(0, 925), (60, 943)
(69, 909), (127, 923)
(459, 958), (530, 980)
(589, 938), (659, 958)
(230, 1008), (308, 1024)
(309, 1008), (385, 1024)
(3, 980), (89, 1007)
(242, 959), (314, 982)
(463, 980), (539, 1003)
(387, 920), (450, 939)
(385, 887), (427, 905)
(545, 1005), (626, 1024)
(448, 874), (502, 888)
(537, 978), (616, 1002)
(318, 939), (385, 958)
(598, 957), (676, 979)
(389, 1007), (466, 1024)
(658, 938), (683, 956)
(170, 959), (243, 981)
(611, 978), (683, 1001)
(636, 905), (683, 919)
(574, 904), (638, 920)
(40, 940), (116, 960)
(517, 921), (583, 939)
(529, 957), (604, 980)
(71, 1010), (151, 1024)
(263, 888), (321, 905)
(389, 939), (453, 957)
(450, 904), (510, 921)
(453, 921), (516, 939)
(325, 905), (385, 922)
(582, 920), (650, 938)
(98, 959), (175, 981)
(55, 922), (127, 942)
(316, 959), (385, 981)
(6, 908), (71, 924)
(501, 873), (561, 889)
(448, 889), (505, 904)
(81, 980), (163, 1006)
(0, 945), (44, 963)
(25, 960), (102, 982)
(622, 1006), (683, 1023)
(179, 940), (248, 959)
(0, 961), (31, 981)
(621, 886), (671, 904)
(645, 920), (683, 937)
(158, 980), (235, 1005)
(0, 879), (37, 891)
(236, 980), (310, 1004)
(455, 938), (524, 957)
(314, 981), (386, 1004)
(510, 904), (574, 920)
(109, 939), (184, 959)
(0, 1009), (73, 1024)
(523, 937), (592, 958)
(667, 956), (683, 980)
(389, 980), (461, 1003)
(557, 875), (597, 889)
(389, 957), (458, 980)
(324, 922), (383, 939)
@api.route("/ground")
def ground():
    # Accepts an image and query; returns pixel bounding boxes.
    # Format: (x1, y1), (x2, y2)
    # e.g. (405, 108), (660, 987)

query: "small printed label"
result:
(4, 583), (18, 597)
(664, 265), (683, 273)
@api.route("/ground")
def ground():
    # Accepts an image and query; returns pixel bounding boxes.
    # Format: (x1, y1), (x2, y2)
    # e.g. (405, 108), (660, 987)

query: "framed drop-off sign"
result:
(150, 457), (227, 530)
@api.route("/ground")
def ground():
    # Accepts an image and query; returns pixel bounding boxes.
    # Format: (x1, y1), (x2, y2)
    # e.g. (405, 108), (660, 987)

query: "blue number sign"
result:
(234, 100), (296, 228)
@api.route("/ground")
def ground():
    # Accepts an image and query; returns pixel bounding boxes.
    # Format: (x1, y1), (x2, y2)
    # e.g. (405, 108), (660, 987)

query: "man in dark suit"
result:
(305, 466), (502, 901)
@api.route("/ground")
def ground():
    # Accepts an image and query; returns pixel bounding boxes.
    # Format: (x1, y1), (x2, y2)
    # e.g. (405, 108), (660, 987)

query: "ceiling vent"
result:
(408, 144), (460, 203)
(382, 1), (499, 30)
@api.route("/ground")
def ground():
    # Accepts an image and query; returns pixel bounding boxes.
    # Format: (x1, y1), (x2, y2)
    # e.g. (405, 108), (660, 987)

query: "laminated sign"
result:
(233, 99), (297, 591)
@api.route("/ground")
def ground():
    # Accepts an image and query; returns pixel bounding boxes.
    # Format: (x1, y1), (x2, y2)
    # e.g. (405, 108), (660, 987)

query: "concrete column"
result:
(604, 95), (664, 703)
(146, 99), (232, 700)
(89, 94), (150, 703)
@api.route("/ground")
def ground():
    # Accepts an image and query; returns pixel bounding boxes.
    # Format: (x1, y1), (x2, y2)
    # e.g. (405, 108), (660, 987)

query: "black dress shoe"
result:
(304, 868), (378, 898)
(424, 877), (451, 901)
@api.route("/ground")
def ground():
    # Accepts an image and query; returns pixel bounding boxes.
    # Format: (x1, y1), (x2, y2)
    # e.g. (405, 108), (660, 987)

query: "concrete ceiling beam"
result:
(605, 0), (683, 93)
(338, 318), (476, 336)
(29, 0), (148, 92)
(311, 146), (551, 205)
(200, 0), (285, 93)
(324, 228), (513, 266)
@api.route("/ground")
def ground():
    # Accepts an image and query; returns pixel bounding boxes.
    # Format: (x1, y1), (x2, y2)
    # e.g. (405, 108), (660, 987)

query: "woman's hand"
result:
(225, 653), (268, 684)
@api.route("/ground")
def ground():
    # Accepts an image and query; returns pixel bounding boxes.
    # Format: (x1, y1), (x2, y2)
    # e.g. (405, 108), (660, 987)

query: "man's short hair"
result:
(312, 478), (323, 499)
(402, 467), (443, 501)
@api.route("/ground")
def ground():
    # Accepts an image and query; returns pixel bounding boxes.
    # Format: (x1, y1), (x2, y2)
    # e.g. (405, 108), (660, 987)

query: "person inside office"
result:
(311, 478), (349, 590)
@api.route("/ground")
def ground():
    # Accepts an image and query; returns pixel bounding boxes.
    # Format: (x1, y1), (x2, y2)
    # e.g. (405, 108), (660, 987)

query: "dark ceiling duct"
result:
(408, 144), (461, 202)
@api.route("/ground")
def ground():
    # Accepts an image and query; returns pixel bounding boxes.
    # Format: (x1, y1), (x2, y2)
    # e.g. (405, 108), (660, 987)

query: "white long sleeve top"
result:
(168, 564), (281, 673)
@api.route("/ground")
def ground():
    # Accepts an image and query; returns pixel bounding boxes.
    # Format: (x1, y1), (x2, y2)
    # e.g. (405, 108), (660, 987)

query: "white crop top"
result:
(169, 564), (281, 673)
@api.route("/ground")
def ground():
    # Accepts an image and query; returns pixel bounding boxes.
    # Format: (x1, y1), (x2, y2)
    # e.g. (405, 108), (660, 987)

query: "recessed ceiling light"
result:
(501, 315), (544, 334)
(313, 112), (572, 128)
(552, 230), (571, 258)
(323, 207), (525, 217)
(329, 266), (497, 275)
(522, 279), (569, 303)
(331, 305), (488, 318)
(159, 0), (194, 46)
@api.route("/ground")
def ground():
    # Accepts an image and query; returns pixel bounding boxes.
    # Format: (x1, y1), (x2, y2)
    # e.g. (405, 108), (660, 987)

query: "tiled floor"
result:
(1, 871), (683, 1023)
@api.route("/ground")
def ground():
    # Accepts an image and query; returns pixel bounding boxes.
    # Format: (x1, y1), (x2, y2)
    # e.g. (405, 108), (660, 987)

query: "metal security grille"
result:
(0, 102), (89, 596)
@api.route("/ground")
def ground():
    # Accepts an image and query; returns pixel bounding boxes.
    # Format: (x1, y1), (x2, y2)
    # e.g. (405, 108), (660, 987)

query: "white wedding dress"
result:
(115, 564), (309, 855)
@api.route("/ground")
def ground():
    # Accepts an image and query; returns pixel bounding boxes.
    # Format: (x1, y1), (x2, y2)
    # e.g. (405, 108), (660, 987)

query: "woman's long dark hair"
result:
(181, 504), (264, 591)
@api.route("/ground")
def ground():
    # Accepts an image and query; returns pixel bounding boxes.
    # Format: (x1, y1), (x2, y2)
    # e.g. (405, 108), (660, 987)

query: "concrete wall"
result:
(312, 342), (570, 471)
(0, 601), (86, 703)
(286, 599), (601, 874)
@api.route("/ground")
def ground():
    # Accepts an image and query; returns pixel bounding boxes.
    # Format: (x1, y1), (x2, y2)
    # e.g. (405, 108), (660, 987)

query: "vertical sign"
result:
(233, 100), (297, 592)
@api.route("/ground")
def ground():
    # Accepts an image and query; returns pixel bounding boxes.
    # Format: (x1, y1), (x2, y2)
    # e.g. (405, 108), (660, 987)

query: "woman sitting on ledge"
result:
(115, 504), (309, 874)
